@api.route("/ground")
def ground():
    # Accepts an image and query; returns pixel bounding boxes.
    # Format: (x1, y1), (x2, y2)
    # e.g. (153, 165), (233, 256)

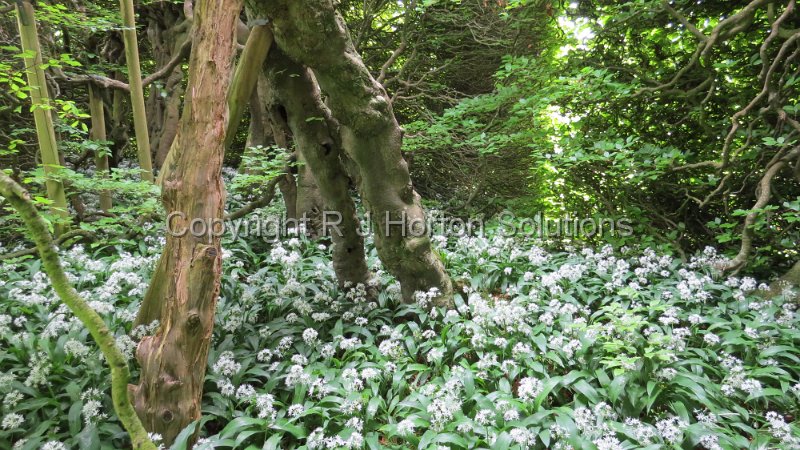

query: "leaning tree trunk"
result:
(15, 0), (70, 231)
(249, 0), (453, 306)
(130, 0), (242, 445)
(225, 23), (272, 149)
(265, 49), (372, 288)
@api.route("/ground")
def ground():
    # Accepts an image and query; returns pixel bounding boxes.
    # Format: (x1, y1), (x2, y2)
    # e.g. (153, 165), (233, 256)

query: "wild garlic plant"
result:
(0, 209), (799, 449)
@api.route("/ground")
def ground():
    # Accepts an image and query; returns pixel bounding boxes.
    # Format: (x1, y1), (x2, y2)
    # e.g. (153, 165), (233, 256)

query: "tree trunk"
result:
(261, 75), (306, 222)
(88, 85), (113, 212)
(225, 23), (273, 149)
(119, 0), (154, 181)
(261, 73), (323, 235)
(244, 76), (272, 149)
(279, 172), (300, 222)
(143, 3), (188, 168)
(130, 0), (242, 445)
(248, 0), (453, 306)
(265, 49), (372, 287)
(15, 0), (70, 232)
(109, 71), (130, 168)
(295, 151), (324, 237)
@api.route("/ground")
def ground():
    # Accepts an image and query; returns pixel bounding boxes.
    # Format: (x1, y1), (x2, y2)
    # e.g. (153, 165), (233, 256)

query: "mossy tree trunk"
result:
(249, 0), (453, 305)
(119, 0), (154, 181)
(225, 22), (273, 149)
(130, 0), (242, 445)
(294, 150), (324, 236)
(265, 49), (372, 288)
(259, 63), (324, 236)
(15, 0), (69, 231)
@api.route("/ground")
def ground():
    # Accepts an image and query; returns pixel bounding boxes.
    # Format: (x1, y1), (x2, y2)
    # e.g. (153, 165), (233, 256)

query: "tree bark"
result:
(246, 75), (299, 221)
(109, 71), (130, 168)
(244, 75), (272, 149)
(294, 150), (324, 236)
(88, 85), (113, 212)
(265, 49), (372, 287)
(249, 0), (453, 306)
(130, 0), (242, 445)
(119, 0), (154, 181)
(15, 0), (70, 232)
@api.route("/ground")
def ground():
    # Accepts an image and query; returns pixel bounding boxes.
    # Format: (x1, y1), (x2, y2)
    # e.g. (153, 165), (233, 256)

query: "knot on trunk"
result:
(400, 182), (414, 203)
(185, 311), (202, 334)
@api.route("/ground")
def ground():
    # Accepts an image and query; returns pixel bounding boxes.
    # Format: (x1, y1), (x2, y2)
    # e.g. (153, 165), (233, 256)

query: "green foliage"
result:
(229, 146), (291, 195)
(407, 0), (800, 275)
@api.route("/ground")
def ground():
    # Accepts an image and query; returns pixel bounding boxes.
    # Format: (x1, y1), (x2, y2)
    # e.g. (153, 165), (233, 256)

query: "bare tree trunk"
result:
(109, 71), (130, 168)
(295, 151), (324, 236)
(261, 73), (323, 235)
(244, 76), (272, 149)
(249, 0), (453, 306)
(130, 0), (242, 445)
(119, 0), (154, 181)
(15, 0), (69, 232)
(265, 49), (371, 287)
(88, 85), (113, 212)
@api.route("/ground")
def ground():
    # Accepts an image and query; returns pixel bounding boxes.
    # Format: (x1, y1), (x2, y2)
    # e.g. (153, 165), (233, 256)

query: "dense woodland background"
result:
(1, 0), (798, 275)
(1, 0), (800, 449)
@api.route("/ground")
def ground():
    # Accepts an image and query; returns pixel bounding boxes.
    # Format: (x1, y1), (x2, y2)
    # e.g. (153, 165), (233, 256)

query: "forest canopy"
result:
(0, 0), (799, 449)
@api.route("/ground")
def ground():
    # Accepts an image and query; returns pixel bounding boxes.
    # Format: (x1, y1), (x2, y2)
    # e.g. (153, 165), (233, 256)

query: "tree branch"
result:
(225, 176), (281, 221)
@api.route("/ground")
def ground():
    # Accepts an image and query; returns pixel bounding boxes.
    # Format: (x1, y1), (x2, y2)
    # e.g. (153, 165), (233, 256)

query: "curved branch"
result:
(141, 37), (192, 87)
(721, 146), (800, 271)
(51, 37), (192, 93)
